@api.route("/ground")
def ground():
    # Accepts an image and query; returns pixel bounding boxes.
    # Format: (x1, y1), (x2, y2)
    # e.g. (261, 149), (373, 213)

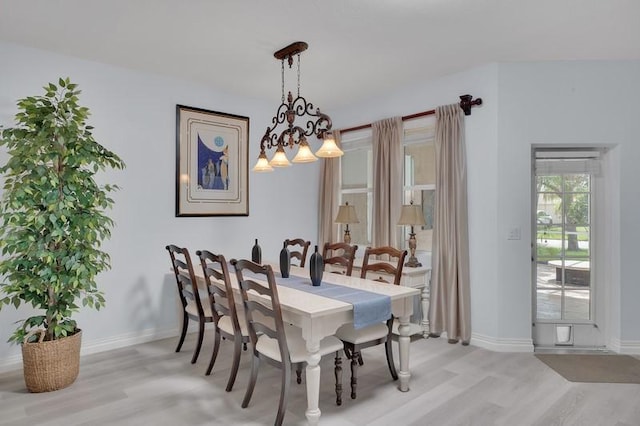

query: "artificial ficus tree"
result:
(0, 78), (125, 343)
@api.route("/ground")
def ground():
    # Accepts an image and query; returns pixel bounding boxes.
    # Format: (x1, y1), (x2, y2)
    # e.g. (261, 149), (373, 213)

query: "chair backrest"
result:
(360, 246), (407, 285)
(196, 250), (238, 331)
(232, 259), (289, 365)
(284, 238), (311, 268)
(166, 244), (206, 317)
(322, 242), (358, 276)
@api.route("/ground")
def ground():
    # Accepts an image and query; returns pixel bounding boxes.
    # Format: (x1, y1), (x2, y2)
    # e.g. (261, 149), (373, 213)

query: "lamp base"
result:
(404, 256), (422, 268)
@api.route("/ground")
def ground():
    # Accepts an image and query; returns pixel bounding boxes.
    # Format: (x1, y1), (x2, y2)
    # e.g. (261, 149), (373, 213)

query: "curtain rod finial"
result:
(459, 94), (482, 116)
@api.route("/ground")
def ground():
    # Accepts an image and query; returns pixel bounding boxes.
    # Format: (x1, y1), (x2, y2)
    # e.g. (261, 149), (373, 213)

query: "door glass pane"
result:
(535, 171), (592, 322)
(564, 289), (591, 321)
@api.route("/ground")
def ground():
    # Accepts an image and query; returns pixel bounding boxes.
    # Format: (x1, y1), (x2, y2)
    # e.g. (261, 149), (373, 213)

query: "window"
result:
(400, 117), (436, 251)
(339, 116), (436, 251)
(339, 130), (372, 246)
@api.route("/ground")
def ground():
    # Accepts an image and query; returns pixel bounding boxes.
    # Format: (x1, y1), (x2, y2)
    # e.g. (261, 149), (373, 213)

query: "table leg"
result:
(305, 341), (322, 425)
(397, 315), (411, 392)
(421, 284), (430, 338)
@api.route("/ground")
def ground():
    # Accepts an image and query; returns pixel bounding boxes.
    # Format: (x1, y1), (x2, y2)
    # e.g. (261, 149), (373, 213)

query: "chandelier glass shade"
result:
(253, 41), (343, 173)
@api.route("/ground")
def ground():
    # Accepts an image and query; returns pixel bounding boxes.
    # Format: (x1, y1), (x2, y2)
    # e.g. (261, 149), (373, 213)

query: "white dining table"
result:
(192, 263), (420, 425)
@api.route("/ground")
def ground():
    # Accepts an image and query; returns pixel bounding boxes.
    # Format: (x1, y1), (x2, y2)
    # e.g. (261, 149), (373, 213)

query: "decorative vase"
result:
(251, 239), (262, 264)
(279, 241), (290, 278)
(309, 245), (324, 286)
(22, 329), (82, 393)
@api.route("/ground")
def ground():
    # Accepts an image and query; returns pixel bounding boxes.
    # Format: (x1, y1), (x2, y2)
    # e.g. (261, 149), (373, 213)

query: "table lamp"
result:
(397, 201), (426, 267)
(334, 202), (359, 244)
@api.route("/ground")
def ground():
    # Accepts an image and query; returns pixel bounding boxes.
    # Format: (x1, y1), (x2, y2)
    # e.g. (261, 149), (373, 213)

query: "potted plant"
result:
(0, 78), (125, 392)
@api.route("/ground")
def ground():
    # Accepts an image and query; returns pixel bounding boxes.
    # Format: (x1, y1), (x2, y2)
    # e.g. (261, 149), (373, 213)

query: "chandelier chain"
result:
(297, 54), (301, 98)
(281, 59), (285, 104)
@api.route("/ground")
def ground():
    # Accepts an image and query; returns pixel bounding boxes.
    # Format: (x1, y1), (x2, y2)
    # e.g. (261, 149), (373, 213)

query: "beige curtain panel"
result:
(318, 130), (342, 247)
(430, 104), (471, 344)
(372, 117), (403, 249)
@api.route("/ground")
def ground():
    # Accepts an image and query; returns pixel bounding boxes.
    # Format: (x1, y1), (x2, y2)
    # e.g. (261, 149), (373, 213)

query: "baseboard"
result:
(0, 326), (179, 374)
(608, 337), (640, 355)
(470, 332), (534, 352)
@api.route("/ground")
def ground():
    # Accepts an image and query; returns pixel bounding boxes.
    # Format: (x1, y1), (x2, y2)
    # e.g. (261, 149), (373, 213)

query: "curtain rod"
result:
(339, 94), (482, 134)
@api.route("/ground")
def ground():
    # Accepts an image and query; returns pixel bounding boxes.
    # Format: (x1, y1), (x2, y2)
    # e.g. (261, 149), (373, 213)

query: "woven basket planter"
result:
(21, 330), (82, 393)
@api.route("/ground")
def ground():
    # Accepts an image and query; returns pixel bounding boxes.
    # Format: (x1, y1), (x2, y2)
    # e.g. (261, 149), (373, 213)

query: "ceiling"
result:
(1, 0), (639, 110)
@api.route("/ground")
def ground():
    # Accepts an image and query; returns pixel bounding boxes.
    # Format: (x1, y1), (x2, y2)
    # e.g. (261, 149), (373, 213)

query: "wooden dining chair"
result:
(232, 259), (345, 426)
(196, 249), (249, 391)
(335, 246), (407, 400)
(284, 238), (311, 267)
(166, 244), (213, 364)
(322, 242), (358, 276)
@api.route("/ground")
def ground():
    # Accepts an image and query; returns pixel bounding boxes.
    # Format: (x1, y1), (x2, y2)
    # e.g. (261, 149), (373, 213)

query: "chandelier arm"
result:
(262, 102), (291, 138)
(290, 96), (332, 138)
(261, 129), (279, 151)
(314, 110), (333, 139)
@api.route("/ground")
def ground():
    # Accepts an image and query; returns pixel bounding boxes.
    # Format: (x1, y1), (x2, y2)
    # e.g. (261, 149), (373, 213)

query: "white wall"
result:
(0, 42), (322, 369)
(497, 61), (640, 351)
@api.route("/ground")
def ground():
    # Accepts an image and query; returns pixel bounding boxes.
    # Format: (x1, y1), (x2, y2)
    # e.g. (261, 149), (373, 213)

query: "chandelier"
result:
(253, 41), (343, 172)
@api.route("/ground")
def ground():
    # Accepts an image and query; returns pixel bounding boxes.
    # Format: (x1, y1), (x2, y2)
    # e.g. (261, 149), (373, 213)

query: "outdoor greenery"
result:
(0, 78), (125, 344)
(537, 246), (589, 260)
(536, 225), (590, 242)
(537, 174), (590, 250)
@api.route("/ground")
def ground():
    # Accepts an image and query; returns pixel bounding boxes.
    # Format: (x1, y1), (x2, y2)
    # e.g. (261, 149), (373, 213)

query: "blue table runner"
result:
(267, 269), (391, 329)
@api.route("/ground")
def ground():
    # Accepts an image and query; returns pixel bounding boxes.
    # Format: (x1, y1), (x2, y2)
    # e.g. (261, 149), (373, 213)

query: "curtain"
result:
(430, 104), (471, 344)
(372, 117), (403, 249)
(318, 130), (342, 247)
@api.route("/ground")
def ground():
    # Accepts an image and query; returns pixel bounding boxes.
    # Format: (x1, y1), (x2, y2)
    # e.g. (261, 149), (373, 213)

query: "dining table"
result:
(192, 261), (420, 425)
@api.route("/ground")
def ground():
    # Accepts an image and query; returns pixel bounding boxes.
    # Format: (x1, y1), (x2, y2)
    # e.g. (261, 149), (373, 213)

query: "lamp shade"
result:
(335, 202), (359, 224)
(398, 203), (426, 226)
(315, 132), (344, 158)
(252, 152), (274, 172)
(269, 145), (291, 167)
(292, 139), (318, 163)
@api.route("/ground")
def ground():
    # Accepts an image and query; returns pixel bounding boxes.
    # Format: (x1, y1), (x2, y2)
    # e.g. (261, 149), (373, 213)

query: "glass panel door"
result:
(534, 173), (592, 323)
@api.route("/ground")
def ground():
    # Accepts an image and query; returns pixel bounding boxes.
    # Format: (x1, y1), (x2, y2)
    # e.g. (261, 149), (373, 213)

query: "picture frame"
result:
(175, 105), (249, 216)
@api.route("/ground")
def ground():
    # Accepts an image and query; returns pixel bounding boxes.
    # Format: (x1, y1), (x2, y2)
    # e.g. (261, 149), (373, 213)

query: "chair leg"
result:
(225, 338), (243, 392)
(205, 328), (222, 375)
(335, 351), (343, 406)
(296, 365), (302, 384)
(242, 354), (260, 408)
(350, 350), (359, 399)
(175, 312), (188, 353)
(385, 338), (398, 380)
(191, 318), (205, 364)
(275, 363), (291, 426)
(358, 353), (364, 366)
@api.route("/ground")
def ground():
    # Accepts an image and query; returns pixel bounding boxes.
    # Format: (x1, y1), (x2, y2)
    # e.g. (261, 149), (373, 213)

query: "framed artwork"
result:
(175, 105), (249, 216)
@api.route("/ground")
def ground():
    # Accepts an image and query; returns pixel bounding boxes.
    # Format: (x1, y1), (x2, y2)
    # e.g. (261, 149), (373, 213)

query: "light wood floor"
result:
(1, 332), (639, 426)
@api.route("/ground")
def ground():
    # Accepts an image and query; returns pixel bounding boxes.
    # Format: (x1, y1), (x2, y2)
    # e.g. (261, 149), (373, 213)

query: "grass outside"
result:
(537, 245), (589, 260)
(536, 225), (589, 241)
